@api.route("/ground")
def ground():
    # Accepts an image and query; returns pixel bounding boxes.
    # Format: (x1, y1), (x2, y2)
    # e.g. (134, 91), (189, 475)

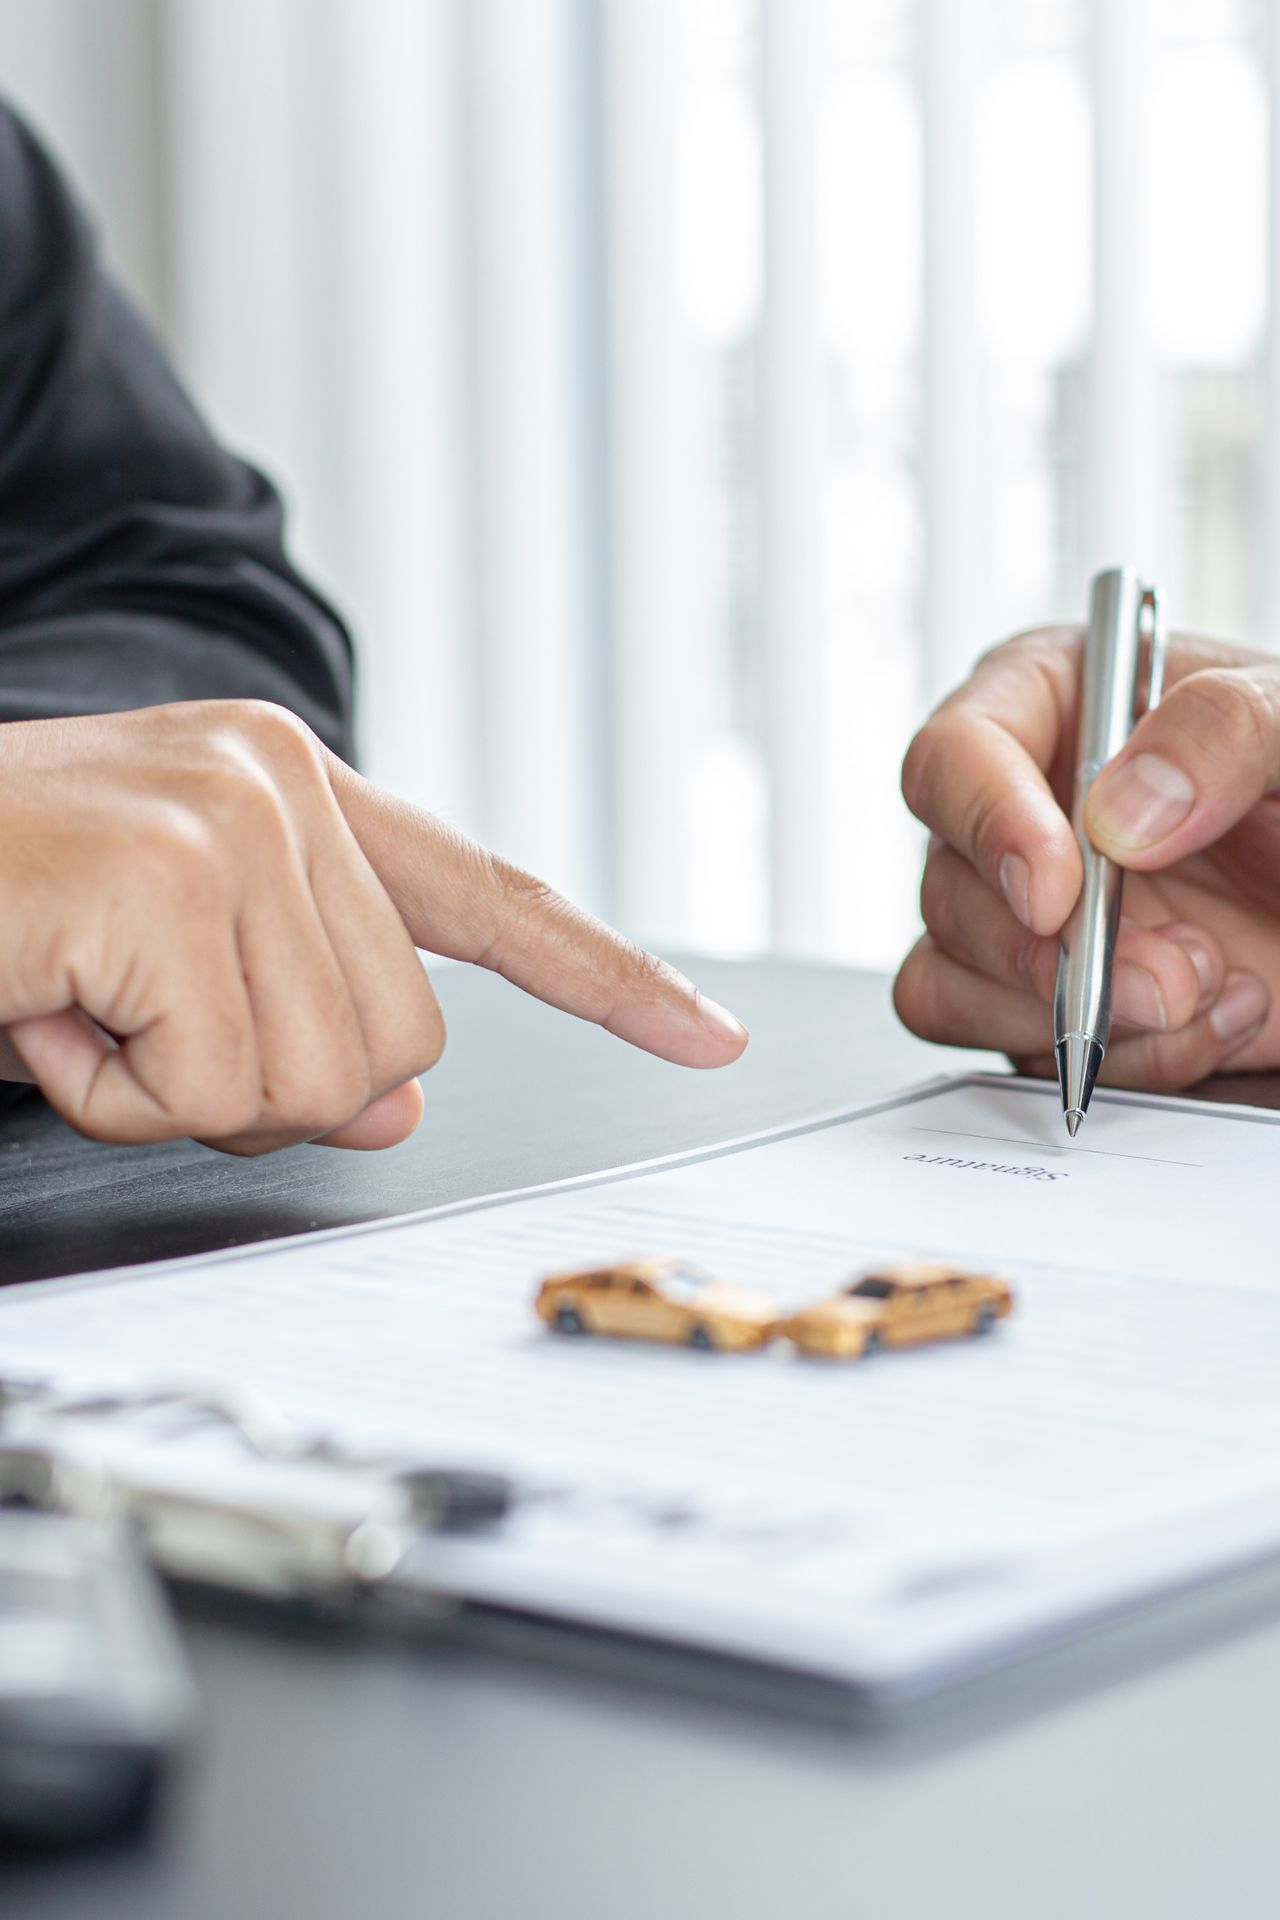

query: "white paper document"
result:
(5, 1072), (1280, 1700)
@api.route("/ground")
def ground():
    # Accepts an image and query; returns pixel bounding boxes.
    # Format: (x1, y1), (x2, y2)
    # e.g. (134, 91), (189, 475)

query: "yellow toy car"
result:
(535, 1258), (780, 1352)
(783, 1260), (1013, 1359)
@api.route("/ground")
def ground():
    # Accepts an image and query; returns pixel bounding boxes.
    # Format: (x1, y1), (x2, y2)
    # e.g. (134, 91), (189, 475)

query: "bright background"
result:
(0, 0), (1275, 967)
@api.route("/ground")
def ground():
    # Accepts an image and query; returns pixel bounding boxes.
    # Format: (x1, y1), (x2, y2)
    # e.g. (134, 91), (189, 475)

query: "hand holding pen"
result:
(895, 612), (1278, 1095)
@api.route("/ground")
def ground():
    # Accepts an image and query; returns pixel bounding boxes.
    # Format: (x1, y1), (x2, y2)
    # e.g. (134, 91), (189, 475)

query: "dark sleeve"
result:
(0, 102), (355, 758)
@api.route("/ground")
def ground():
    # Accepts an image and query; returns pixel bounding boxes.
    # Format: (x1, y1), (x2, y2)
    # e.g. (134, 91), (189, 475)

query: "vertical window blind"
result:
(0, 0), (1273, 966)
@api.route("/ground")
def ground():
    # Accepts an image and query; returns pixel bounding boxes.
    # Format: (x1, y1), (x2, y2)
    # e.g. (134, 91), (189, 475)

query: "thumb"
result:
(327, 761), (749, 1069)
(1085, 663), (1280, 868)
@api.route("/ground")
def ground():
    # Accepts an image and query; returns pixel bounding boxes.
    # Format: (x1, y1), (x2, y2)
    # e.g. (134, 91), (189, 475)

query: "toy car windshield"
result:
(661, 1268), (710, 1301)
(846, 1276), (895, 1299)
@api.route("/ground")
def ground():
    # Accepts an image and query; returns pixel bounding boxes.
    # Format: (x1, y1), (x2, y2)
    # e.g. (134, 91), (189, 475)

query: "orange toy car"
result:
(783, 1261), (1013, 1359)
(535, 1258), (780, 1352)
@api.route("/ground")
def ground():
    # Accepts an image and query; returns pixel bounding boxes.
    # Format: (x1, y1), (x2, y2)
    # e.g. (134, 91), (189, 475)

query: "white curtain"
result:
(0, 0), (1275, 965)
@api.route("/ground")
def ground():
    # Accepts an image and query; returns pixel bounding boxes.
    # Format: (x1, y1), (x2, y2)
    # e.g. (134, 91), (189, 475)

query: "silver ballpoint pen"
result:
(1054, 567), (1167, 1137)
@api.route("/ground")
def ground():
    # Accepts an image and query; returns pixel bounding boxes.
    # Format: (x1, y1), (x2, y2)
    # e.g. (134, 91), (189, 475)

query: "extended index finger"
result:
(901, 626), (1084, 935)
(329, 767), (748, 1069)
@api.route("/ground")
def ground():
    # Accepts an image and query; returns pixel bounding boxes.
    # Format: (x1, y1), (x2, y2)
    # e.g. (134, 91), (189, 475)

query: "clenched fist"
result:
(0, 701), (747, 1152)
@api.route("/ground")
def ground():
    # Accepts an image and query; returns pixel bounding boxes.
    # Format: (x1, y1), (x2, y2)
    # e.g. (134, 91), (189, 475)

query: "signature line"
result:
(910, 1126), (1202, 1169)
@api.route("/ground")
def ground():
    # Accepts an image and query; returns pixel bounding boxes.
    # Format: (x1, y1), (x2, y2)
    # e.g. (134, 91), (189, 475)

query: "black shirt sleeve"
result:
(0, 101), (355, 758)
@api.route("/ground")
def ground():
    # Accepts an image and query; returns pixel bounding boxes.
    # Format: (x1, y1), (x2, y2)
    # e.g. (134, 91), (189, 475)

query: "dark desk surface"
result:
(0, 955), (934, 1289)
(5, 958), (1280, 1919)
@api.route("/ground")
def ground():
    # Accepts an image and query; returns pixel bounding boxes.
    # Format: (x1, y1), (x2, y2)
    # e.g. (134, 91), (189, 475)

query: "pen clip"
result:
(1136, 583), (1167, 718)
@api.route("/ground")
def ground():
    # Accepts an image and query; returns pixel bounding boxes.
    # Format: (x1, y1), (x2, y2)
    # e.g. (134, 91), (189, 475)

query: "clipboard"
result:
(8, 1073), (1280, 1706)
(0, 1372), (511, 1620)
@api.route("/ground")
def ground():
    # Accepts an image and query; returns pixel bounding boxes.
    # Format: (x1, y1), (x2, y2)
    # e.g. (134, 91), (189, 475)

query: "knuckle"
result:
(901, 723), (944, 823)
(204, 753), (295, 843)
(281, 1056), (372, 1136)
(973, 623), (1081, 676)
(970, 631), (1031, 679)
(614, 938), (684, 1000)
(917, 848), (946, 930)
(192, 1031), (260, 1137)
(361, 957), (448, 1087)
(229, 700), (326, 782)
(411, 999), (447, 1074)
(236, 698), (315, 748)
(890, 961), (916, 1034)
(313, 1079), (373, 1137)
(917, 846), (969, 950)
(958, 783), (1005, 881)
(494, 857), (562, 922)
(1142, 1050), (1185, 1095)
(892, 940), (943, 1042)
(1171, 670), (1276, 763)
(159, 1030), (260, 1143)
(480, 853), (634, 988)
(374, 988), (448, 1085)
(320, 1088), (372, 1136)
(139, 808), (227, 911)
(1012, 924), (1053, 999)
(1112, 1036), (1188, 1096)
(199, 1083), (262, 1140)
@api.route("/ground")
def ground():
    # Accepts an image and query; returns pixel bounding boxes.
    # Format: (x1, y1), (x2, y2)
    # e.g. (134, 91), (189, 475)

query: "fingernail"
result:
(998, 852), (1031, 925)
(1210, 972), (1269, 1042)
(1113, 962), (1166, 1030)
(1090, 753), (1196, 850)
(697, 995), (749, 1045)
(1172, 934), (1216, 1006)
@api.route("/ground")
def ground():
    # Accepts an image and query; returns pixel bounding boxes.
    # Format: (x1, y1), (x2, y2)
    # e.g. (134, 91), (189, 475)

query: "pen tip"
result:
(1065, 1109), (1083, 1139)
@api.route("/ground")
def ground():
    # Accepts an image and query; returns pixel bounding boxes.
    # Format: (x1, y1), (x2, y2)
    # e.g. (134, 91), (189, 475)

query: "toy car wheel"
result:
(687, 1325), (716, 1352)
(555, 1305), (586, 1335)
(971, 1303), (996, 1337)
(861, 1330), (881, 1359)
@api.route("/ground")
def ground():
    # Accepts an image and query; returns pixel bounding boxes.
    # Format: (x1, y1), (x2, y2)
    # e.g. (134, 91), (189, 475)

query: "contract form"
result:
(5, 1073), (1280, 1701)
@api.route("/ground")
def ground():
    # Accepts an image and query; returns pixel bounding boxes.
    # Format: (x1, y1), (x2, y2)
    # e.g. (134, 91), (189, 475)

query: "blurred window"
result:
(11, 0), (1276, 970)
